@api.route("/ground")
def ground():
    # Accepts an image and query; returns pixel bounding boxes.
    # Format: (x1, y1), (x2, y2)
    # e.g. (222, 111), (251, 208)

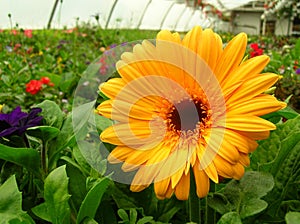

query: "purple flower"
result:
(0, 106), (43, 137)
(296, 68), (300, 75)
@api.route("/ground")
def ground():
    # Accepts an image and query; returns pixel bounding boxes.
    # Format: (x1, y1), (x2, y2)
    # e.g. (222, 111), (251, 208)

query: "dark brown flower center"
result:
(169, 99), (208, 132)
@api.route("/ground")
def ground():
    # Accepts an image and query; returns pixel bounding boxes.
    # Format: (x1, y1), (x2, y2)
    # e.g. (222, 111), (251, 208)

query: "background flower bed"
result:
(0, 25), (300, 224)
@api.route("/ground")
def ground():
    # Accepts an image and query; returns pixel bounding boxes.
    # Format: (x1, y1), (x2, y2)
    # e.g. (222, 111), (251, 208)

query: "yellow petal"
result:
(131, 162), (161, 187)
(193, 160), (210, 198)
(100, 78), (126, 99)
(204, 162), (219, 183)
(227, 94), (286, 116)
(232, 163), (245, 180)
(221, 128), (258, 153)
(171, 167), (185, 189)
(239, 153), (250, 166)
(215, 33), (247, 84)
(182, 26), (203, 52)
(156, 30), (181, 43)
(222, 55), (270, 90)
(235, 130), (270, 141)
(108, 146), (134, 163)
(226, 73), (279, 106)
(154, 177), (171, 199)
(100, 121), (163, 146)
(174, 172), (190, 200)
(213, 155), (234, 178)
(116, 60), (144, 83)
(224, 116), (276, 132)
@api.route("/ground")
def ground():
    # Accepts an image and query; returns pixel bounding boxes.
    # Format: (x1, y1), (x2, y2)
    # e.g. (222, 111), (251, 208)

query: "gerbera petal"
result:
(116, 60), (144, 82)
(215, 32), (247, 84)
(100, 121), (162, 146)
(204, 162), (219, 183)
(221, 128), (258, 153)
(226, 73), (279, 106)
(197, 29), (222, 71)
(131, 158), (166, 189)
(213, 155), (234, 178)
(108, 146), (135, 163)
(223, 116), (276, 132)
(235, 130), (270, 141)
(222, 55), (270, 89)
(232, 163), (245, 179)
(193, 160), (210, 198)
(156, 30), (181, 43)
(239, 153), (250, 166)
(227, 94), (286, 116)
(182, 26), (203, 52)
(99, 78), (126, 99)
(154, 177), (171, 199)
(174, 172), (190, 200)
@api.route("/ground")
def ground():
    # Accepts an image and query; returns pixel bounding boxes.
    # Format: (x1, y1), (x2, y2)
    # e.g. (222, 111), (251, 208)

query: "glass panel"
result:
(107, 0), (150, 29)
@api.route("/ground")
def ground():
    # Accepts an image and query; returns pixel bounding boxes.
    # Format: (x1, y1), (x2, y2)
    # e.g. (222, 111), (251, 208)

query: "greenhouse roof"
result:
(0, 0), (256, 31)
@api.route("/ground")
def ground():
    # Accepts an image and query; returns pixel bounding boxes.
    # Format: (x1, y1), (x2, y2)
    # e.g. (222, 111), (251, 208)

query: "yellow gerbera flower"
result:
(96, 26), (286, 200)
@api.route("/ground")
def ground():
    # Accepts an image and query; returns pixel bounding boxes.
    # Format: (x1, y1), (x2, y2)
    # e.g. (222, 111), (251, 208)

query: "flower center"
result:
(169, 99), (208, 132)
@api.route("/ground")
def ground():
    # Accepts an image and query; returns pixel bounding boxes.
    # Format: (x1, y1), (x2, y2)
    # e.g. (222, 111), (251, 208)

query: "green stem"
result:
(23, 134), (30, 148)
(41, 141), (48, 176)
(189, 170), (201, 223)
(205, 181), (217, 224)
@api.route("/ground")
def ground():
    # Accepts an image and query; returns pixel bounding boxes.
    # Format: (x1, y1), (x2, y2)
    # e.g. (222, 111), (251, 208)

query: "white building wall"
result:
(275, 18), (292, 35)
(232, 11), (262, 35)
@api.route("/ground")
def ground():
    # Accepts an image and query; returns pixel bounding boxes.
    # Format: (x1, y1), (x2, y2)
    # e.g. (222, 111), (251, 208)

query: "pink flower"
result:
(25, 80), (43, 95)
(11, 29), (18, 35)
(14, 43), (22, 51)
(24, 29), (33, 38)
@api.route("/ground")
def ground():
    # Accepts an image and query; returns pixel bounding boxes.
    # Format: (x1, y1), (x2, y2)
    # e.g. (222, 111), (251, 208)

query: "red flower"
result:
(25, 80), (43, 95)
(249, 43), (263, 58)
(40, 77), (50, 84)
(24, 29), (33, 38)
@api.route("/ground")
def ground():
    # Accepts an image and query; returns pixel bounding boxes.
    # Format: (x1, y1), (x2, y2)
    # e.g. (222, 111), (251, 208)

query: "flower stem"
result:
(204, 181), (216, 224)
(41, 141), (48, 176)
(23, 134), (30, 148)
(188, 170), (201, 223)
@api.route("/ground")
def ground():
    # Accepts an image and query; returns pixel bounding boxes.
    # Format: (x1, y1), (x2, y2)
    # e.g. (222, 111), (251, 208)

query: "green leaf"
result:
(261, 106), (299, 123)
(0, 176), (35, 224)
(48, 114), (76, 170)
(217, 212), (242, 224)
(251, 116), (300, 217)
(118, 209), (129, 222)
(137, 216), (154, 224)
(66, 164), (87, 212)
(81, 217), (98, 224)
(32, 165), (71, 224)
(208, 171), (274, 219)
(285, 212), (300, 224)
(0, 143), (40, 173)
(26, 126), (60, 143)
(36, 100), (64, 129)
(95, 114), (113, 132)
(52, 114), (75, 150)
(251, 115), (300, 171)
(129, 208), (138, 224)
(76, 177), (110, 224)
